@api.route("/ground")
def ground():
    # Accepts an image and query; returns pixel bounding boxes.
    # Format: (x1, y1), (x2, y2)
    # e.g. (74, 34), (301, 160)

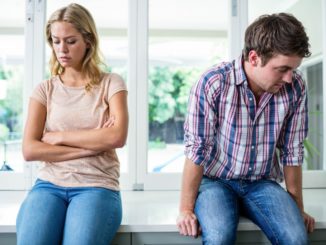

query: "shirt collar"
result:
(234, 55), (248, 86)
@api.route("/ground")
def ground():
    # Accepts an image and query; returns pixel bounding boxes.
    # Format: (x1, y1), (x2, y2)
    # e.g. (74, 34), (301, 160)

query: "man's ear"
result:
(248, 50), (259, 66)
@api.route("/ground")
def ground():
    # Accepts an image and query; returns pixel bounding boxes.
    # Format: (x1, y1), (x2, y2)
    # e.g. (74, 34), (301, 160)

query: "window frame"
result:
(1, 0), (326, 190)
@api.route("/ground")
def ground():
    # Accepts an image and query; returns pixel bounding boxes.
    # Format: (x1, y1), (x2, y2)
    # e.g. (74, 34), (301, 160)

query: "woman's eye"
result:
(67, 40), (76, 44)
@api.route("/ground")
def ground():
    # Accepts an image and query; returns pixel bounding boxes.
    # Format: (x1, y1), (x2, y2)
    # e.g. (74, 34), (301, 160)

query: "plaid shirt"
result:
(184, 56), (308, 182)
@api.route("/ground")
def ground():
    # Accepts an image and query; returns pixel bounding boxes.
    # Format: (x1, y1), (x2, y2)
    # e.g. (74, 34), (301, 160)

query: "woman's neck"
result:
(60, 69), (89, 87)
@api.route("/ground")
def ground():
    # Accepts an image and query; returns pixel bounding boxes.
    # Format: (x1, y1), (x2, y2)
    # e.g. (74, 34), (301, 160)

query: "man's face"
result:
(250, 52), (303, 94)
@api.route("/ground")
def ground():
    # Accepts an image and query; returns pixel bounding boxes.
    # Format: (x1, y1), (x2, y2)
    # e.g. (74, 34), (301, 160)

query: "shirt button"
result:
(249, 167), (252, 171)
(251, 145), (255, 150)
(249, 97), (253, 101)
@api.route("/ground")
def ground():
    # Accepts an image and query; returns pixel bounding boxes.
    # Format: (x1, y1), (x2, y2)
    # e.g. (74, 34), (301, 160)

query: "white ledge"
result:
(1, 189), (326, 233)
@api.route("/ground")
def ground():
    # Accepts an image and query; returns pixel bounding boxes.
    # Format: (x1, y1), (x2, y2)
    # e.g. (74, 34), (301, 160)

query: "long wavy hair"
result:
(46, 3), (105, 91)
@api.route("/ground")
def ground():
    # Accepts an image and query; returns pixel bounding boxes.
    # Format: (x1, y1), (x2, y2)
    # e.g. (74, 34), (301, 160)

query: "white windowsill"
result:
(1, 189), (326, 233)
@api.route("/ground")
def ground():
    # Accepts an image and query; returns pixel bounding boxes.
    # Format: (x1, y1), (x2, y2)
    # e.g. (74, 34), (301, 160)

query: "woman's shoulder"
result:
(102, 72), (125, 84)
(101, 72), (126, 89)
(37, 75), (60, 89)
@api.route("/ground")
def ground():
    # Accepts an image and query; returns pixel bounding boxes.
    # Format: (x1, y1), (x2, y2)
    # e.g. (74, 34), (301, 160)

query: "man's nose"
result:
(282, 70), (293, 84)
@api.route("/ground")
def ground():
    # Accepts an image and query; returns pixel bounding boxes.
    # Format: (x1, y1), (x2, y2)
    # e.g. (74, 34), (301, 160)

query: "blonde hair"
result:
(46, 3), (104, 91)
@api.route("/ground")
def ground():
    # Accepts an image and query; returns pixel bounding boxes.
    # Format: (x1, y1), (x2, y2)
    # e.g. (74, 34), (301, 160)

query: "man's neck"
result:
(243, 60), (264, 103)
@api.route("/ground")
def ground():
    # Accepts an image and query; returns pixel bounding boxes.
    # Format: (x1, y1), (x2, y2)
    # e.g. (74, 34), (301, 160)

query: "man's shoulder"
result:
(199, 61), (234, 84)
(291, 70), (307, 93)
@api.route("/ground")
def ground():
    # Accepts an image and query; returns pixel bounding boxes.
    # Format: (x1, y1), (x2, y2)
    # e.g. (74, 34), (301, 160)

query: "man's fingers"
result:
(303, 212), (315, 233)
(190, 219), (198, 237)
(308, 217), (315, 233)
(177, 222), (186, 236)
(176, 212), (198, 237)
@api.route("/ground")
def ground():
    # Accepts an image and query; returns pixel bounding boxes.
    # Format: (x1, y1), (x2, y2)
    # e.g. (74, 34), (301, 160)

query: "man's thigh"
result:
(195, 177), (239, 245)
(243, 180), (308, 245)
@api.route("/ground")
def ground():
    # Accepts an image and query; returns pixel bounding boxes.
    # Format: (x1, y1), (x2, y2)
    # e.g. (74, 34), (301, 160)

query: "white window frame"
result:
(136, 0), (326, 190)
(1, 0), (325, 191)
(0, 0), (45, 190)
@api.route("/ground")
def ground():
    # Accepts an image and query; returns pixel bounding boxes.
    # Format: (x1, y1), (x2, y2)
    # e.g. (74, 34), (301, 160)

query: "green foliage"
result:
(303, 138), (320, 170)
(0, 123), (9, 141)
(148, 66), (200, 124)
(148, 66), (175, 123)
(0, 65), (23, 139)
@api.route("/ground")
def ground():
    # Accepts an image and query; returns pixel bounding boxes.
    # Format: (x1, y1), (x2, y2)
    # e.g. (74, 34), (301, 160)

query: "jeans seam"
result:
(245, 197), (279, 245)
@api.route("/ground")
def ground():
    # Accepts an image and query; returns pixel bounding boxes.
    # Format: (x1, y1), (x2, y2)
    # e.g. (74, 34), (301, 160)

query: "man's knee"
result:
(202, 229), (236, 245)
(276, 228), (308, 245)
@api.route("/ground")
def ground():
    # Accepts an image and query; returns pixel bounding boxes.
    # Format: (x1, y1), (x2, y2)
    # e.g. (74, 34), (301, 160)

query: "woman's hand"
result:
(42, 131), (62, 145)
(103, 116), (115, 128)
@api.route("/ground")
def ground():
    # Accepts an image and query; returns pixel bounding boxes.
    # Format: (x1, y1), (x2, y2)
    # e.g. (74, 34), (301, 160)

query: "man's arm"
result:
(176, 158), (203, 237)
(283, 165), (315, 233)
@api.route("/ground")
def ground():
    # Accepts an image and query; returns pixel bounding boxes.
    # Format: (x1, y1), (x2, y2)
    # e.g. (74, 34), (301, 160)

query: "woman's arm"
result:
(23, 99), (100, 162)
(42, 91), (128, 151)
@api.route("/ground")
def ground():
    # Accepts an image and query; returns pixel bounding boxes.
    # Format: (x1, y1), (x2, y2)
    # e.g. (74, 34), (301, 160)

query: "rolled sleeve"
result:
(184, 71), (220, 166)
(278, 76), (308, 166)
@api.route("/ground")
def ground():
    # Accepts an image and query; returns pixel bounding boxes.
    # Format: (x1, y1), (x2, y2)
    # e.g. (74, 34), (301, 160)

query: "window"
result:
(135, 0), (229, 189)
(1, 0), (325, 190)
(0, 0), (27, 189)
(147, 0), (229, 173)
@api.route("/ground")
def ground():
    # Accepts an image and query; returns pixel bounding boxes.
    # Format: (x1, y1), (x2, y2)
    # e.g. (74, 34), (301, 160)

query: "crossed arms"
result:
(22, 91), (128, 162)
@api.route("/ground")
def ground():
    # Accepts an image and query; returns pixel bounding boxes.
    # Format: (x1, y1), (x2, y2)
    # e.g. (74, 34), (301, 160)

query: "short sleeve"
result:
(30, 80), (48, 106)
(107, 73), (127, 101)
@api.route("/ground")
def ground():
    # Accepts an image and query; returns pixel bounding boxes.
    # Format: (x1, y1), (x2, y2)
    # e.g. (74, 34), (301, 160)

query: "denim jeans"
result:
(195, 176), (308, 245)
(16, 179), (122, 245)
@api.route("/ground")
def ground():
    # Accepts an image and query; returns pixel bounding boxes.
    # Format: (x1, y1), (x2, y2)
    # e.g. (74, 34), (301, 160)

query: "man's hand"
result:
(176, 210), (200, 238)
(302, 211), (315, 233)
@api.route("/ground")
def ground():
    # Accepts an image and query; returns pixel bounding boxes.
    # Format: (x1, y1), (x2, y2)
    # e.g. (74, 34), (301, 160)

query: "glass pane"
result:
(148, 0), (229, 173)
(248, 0), (324, 170)
(0, 0), (25, 172)
(46, 0), (129, 172)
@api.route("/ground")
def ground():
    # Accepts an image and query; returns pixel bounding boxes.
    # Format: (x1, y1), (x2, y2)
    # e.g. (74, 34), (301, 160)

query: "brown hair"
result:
(46, 3), (105, 91)
(243, 13), (311, 65)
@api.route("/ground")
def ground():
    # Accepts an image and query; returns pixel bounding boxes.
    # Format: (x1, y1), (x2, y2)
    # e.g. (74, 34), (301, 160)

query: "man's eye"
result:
(278, 68), (288, 73)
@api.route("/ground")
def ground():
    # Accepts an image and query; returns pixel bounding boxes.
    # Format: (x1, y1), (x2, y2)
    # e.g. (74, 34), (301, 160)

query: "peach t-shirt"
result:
(31, 73), (127, 191)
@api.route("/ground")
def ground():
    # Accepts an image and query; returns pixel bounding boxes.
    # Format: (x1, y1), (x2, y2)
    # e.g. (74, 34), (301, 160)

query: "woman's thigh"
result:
(195, 177), (239, 245)
(243, 180), (308, 245)
(16, 181), (67, 245)
(62, 187), (122, 245)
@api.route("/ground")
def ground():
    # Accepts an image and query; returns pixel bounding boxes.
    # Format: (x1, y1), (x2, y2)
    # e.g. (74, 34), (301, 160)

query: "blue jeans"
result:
(16, 179), (122, 245)
(195, 177), (308, 245)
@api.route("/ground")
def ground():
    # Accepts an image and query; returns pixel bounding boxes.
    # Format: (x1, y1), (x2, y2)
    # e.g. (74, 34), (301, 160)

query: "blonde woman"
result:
(16, 3), (128, 245)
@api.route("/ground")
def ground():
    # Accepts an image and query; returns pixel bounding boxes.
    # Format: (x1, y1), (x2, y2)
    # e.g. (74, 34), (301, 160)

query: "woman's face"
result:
(50, 21), (89, 70)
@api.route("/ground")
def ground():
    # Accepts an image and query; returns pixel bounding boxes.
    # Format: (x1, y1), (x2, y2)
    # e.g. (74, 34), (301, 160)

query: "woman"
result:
(16, 3), (128, 245)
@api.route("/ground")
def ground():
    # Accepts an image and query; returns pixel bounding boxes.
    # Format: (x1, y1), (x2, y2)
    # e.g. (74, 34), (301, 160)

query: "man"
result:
(177, 13), (315, 245)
